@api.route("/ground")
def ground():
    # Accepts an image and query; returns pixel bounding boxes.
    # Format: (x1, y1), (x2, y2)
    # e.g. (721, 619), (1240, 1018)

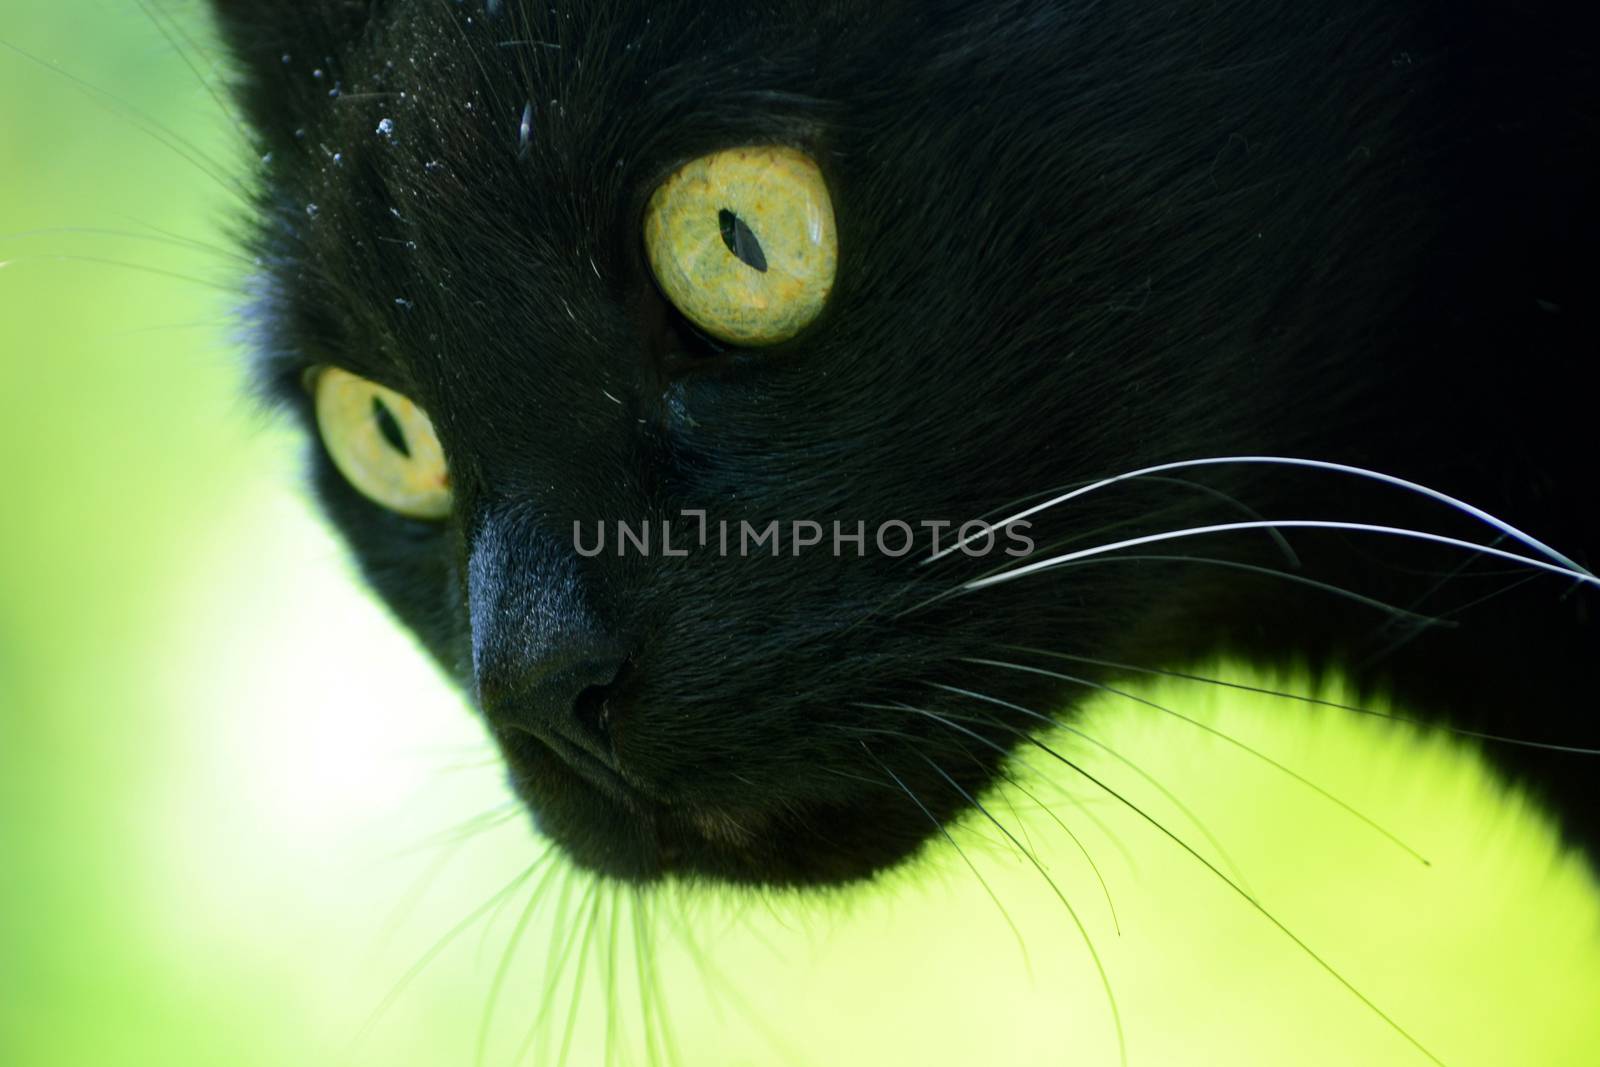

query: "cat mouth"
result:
(529, 729), (637, 807)
(495, 728), (769, 879)
(496, 725), (652, 813)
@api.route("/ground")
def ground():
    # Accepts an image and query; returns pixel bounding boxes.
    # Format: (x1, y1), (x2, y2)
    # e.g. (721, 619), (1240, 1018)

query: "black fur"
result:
(212, 0), (1597, 884)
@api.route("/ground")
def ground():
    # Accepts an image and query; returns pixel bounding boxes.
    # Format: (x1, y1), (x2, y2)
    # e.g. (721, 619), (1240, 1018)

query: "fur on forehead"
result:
(224, 0), (869, 402)
(225, 0), (1328, 449)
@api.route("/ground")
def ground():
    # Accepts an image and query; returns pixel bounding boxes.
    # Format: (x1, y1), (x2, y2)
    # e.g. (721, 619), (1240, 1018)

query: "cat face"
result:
(212, 0), (1598, 882)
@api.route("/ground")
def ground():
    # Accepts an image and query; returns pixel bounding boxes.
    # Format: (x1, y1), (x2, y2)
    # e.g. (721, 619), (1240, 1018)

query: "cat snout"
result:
(465, 504), (637, 789)
(480, 644), (628, 772)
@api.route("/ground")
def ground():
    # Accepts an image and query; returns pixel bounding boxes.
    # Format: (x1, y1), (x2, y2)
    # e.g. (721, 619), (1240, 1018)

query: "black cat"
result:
(209, 0), (1597, 886)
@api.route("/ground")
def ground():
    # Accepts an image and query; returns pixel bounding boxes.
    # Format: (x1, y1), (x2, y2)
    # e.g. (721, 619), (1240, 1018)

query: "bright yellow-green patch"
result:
(9, 5), (1599, 1065)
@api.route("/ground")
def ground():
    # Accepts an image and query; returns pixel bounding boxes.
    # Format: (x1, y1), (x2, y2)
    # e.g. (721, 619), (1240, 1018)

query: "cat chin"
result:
(496, 726), (938, 887)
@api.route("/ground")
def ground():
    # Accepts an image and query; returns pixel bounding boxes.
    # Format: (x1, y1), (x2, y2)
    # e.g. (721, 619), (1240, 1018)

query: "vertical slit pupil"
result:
(718, 209), (768, 273)
(371, 396), (411, 457)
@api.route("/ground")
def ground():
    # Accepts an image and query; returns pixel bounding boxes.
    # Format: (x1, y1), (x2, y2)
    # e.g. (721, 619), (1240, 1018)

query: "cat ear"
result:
(207, 0), (374, 142)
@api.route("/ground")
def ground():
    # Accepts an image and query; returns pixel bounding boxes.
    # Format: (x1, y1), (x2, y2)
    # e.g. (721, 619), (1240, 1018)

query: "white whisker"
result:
(926, 455), (1593, 579)
(964, 519), (1599, 593)
(899, 550), (1452, 626)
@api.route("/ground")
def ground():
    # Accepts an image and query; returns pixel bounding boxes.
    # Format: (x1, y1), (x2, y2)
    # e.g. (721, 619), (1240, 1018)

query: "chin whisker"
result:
(1005, 753), (1145, 876)
(474, 855), (567, 1067)
(915, 685), (1255, 892)
(840, 717), (1123, 936)
(601, 890), (623, 1067)
(507, 873), (600, 1067)
(368, 840), (472, 967)
(665, 881), (788, 1067)
(964, 655), (1432, 866)
(526, 870), (587, 1064)
(915, 685), (1446, 1067)
(906, 746), (1127, 1067)
(629, 889), (678, 1067)
(988, 761), (1122, 936)
(1010, 647), (1600, 756)
(844, 722), (1122, 1062)
(350, 858), (546, 1059)
(555, 886), (607, 1067)
(826, 725), (1010, 857)
(381, 802), (523, 863)
(854, 742), (1038, 976)
(1005, 711), (1447, 1066)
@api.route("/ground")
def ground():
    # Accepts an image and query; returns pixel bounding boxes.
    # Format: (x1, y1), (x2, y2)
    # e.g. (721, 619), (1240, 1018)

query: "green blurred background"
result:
(3, 3), (1598, 1065)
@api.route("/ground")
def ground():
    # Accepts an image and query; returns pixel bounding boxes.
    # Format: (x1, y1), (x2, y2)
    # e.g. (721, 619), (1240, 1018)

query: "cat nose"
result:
(480, 640), (627, 766)
(465, 505), (630, 772)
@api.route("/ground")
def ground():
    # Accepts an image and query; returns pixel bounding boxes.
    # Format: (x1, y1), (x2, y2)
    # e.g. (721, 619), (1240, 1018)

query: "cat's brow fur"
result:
(211, 0), (1596, 883)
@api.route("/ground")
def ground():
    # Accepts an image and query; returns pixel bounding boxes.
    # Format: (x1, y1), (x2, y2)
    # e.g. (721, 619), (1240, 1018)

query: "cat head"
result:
(211, 0), (1410, 884)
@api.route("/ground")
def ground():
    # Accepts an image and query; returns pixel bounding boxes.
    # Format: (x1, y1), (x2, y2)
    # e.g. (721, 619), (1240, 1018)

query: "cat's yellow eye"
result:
(311, 367), (453, 520)
(644, 145), (837, 346)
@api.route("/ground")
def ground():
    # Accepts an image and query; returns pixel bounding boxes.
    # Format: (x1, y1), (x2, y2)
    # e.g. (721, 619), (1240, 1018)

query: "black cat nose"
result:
(465, 505), (630, 777)
(479, 640), (627, 764)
